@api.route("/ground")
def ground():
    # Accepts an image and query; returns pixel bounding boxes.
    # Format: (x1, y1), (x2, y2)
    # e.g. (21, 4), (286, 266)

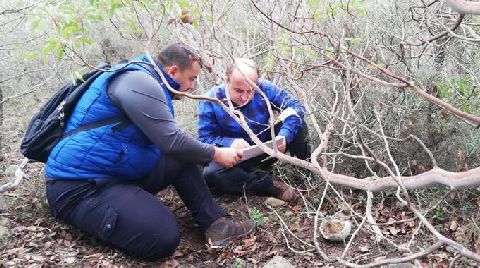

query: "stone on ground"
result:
(262, 256), (295, 268)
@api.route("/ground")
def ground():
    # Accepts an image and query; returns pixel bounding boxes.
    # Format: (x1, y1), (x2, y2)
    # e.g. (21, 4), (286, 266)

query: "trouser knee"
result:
(203, 164), (273, 196)
(203, 164), (224, 188)
(121, 215), (181, 261)
(135, 230), (180, 261)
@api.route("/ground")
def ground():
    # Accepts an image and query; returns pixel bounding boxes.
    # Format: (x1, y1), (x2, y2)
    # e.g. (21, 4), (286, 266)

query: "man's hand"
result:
(277, 136), (286, 153)
(213, 147), (243, 168)
(230, 138), (250, 149)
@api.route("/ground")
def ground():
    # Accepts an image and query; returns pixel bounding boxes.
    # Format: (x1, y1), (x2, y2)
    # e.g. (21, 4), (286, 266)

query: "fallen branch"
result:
(0, 158), (29, 193)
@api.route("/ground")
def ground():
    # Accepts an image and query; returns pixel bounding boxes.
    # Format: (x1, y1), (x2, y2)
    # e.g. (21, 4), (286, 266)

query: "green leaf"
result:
(312, 9), (324, 22)
(135, 27), (144, 35)
(176, 0), (189, 10)
(29, 19), (42, 30)
(324, 47), (334, 58)
(78, 36), (93, 46)
(59, 21), (82, 38)
(191, 7), (200, 16)
(205, 14), (213, 23)
(109, 0), (123, 17)
(55, 47), (65, 58)
(193, 18), (198, 30)
(344, 37), (362, 45)
(356, 5), (366, 16)
(43, 37), (61, 54)
(23, 52), (41, 61)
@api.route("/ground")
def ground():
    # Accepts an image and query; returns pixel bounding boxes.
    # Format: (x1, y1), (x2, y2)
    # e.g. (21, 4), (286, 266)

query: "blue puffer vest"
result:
(45, 55), (178, 180)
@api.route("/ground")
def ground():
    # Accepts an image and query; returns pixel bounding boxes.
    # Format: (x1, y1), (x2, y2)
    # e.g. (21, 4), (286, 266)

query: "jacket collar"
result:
(133, 54), (181, 93)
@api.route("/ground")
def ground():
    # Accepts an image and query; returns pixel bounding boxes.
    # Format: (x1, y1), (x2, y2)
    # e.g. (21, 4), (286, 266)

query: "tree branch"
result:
(445, 0), (480, 15)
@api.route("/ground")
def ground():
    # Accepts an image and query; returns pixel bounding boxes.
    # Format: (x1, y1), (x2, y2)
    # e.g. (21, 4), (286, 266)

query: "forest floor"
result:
(1, 104), (479, 267)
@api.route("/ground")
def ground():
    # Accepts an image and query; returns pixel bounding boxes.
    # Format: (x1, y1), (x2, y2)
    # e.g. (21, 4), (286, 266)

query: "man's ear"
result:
(166, 65), (179, 77)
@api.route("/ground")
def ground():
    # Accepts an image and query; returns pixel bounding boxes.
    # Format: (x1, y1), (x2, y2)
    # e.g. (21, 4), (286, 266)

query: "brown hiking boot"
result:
(205, 217), (255, 248)
(269, 180), (298, 202)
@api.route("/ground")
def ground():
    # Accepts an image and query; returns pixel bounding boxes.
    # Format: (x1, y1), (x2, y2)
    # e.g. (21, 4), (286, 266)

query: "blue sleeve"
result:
(197, 100), (235, 147)
(262, 80), (305, 144)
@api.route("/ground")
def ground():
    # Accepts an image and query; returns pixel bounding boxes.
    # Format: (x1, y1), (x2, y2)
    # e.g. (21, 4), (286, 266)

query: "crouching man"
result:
(44, 44), (255, 260)
(198, 58), (310, 203)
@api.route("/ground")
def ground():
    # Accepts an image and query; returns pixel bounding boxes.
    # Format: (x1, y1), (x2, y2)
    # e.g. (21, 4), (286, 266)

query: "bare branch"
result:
(445, 0), (480, 15)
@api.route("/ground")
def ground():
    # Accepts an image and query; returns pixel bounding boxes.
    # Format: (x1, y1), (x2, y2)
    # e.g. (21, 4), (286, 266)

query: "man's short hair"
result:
(225, 58), (260, 79)
(157, 43), (199, 70)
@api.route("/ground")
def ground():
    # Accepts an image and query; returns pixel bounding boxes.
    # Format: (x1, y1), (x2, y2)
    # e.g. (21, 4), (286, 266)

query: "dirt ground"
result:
(0, 164), (330, 267)
(0, 102), (329, 267)
(1, 101), (479, 267)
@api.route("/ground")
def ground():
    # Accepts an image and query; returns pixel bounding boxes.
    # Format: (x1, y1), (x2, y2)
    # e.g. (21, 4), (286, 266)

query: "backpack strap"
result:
(63, 117), (127, 139)
(61, 61), (137, 140)
(61, 61), (160, 141)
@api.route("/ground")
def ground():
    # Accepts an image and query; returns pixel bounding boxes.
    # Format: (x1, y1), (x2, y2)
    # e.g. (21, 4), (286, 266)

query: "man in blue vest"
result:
(45, 44), (255, 260)
(198, 58), (310, 203)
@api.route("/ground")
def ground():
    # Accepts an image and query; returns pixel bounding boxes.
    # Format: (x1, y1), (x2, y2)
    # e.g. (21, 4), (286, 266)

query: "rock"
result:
(262, 256), (295, 268)
(319, 218), (352, 242)
(64, 257), (76, 264)
(264, 197), (286, 208)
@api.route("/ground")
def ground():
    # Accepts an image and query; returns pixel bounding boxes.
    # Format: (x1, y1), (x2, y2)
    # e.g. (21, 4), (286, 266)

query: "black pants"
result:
(46, 155), (225, 261)
(203, 123), (310, 196)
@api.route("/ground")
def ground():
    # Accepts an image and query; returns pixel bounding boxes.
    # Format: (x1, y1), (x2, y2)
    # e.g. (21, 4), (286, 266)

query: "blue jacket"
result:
(45, 55), (179, 180)
(197, 79), (305, 147)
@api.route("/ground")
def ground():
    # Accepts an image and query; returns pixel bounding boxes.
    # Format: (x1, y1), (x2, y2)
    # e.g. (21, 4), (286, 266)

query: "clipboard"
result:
(239, 136), (285, 162)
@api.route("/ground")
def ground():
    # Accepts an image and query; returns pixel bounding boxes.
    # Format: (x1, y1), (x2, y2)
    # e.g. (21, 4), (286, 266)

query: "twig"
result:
(0, 74), (56, 105)
(313, 182), (335, 262)
(269, 206), (316, 253)
(409, 134), (437, 167)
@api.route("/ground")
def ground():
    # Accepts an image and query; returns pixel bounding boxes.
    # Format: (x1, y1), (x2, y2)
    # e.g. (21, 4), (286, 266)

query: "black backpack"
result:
(20, 62), (127, 163)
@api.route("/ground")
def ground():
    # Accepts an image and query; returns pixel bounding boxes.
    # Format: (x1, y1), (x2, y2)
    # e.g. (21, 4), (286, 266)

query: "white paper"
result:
(239, 136), (285, 162)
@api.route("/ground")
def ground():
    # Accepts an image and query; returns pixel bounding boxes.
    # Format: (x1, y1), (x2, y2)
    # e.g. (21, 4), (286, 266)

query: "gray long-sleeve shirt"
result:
(107, 70), (215, 165)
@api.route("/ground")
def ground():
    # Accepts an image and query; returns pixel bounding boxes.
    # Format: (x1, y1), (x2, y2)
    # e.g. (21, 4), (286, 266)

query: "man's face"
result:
(168, 61), (201, 99)
(226, 71), (258, 106)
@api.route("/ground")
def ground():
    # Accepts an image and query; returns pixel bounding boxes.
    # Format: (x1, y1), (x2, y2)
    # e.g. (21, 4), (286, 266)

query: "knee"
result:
(203, 163), (216, 177)
(123, 211), (181, 261)
(202, 165), (220, 185)
(145, 230), (180, 261)
(129, 224), (180, 261)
